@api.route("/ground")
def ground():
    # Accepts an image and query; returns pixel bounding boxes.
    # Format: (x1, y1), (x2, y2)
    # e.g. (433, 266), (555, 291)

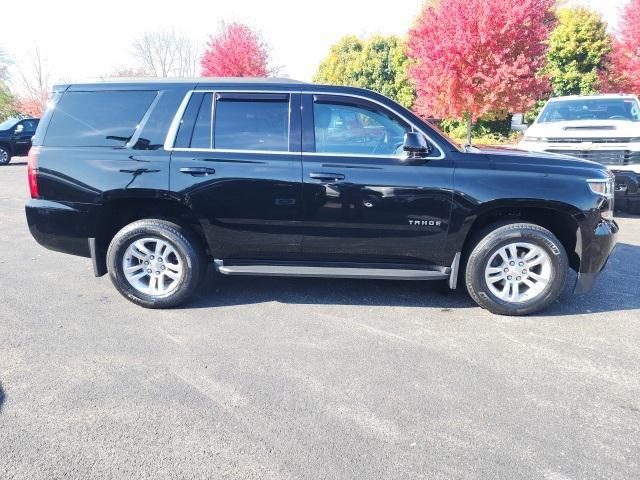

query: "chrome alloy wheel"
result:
(0, 148), (8, 164)
(484, 242), (552, 303)
(122, 237), (183, 296)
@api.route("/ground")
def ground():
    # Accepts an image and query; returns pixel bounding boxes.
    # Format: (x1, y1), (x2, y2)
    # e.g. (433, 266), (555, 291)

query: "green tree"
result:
(545, 7), (612, 96)
(313, 34), (415, 108)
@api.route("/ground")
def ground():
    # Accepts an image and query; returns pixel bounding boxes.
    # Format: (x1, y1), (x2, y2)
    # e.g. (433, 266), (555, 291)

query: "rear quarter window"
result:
(44, 90), (157, 147)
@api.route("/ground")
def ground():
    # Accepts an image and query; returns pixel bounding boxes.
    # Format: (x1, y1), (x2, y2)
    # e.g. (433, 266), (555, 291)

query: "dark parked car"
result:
(25, 79), (618, 315)
(0, 117), (39, 165)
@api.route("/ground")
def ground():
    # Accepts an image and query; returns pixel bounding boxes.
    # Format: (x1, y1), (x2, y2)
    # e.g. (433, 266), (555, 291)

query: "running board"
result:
(214, 260), (450, 281)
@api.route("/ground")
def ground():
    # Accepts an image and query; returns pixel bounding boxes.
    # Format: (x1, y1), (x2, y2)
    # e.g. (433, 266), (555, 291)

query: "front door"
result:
(13, 119), (39, 155)
(300, 93), (454, 265)
(169, 91), (303, 260)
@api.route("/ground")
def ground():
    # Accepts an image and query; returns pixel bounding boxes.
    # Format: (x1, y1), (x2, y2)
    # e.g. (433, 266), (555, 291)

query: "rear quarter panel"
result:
(35, 84), (193, 207)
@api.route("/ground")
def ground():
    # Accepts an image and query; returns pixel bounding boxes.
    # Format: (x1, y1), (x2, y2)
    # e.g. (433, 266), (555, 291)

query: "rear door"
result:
(168, 90), (303, 260)
(300, 93), (454, 265)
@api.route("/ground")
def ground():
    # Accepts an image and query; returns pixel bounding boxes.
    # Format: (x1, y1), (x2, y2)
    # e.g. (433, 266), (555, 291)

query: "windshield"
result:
(0, 117), (19, 130)
(538, 98), (640, 123)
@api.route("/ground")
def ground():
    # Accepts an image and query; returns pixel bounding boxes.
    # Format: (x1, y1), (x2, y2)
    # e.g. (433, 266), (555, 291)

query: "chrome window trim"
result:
(302, 152), (413, 160)
(170, 147), (297, 155)
(164, 89), (446, 160)
(164, 90), (193, 151)
(126, 90), (163, 149)
(308, 91), (445, 160)
(164, 89), (293, 153)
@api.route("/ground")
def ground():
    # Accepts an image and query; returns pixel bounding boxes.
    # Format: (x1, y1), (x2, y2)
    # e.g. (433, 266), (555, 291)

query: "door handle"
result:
(309, 172), (345, 181)
(180, 167), (216, 177)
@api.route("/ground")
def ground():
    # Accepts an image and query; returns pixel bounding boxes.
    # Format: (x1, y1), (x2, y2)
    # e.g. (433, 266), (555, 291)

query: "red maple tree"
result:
(407, 0), (556, 143)
(604, 0), (640, 94)
(14, 96), (46, 118)
(201, 23), (271, 77)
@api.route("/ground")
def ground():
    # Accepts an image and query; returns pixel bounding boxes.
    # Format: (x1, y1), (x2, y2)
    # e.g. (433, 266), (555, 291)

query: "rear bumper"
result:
(25, 199), (96, 258)
(574, 219), (618, 294)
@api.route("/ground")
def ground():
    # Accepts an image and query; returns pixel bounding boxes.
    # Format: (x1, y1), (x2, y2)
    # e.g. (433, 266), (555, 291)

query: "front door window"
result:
(313, 100), (410, 157)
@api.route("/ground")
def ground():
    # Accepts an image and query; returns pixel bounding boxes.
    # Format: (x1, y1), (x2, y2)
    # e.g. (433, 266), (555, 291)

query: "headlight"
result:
(523, 136), (548, 143)
(587, 179), (614, 196)
(587, 179), (615, 220)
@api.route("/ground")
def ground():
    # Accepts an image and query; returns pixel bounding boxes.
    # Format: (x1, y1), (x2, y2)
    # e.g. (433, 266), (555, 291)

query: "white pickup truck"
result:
(519, 94), (640, 213)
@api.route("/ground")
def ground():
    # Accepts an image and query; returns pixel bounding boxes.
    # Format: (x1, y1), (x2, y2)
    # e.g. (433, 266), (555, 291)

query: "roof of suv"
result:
(53, 77), (404, 104)
(100, 77), (307, 84)
(53, 77), (395, 102)
(549, 93), (639, 102)
(55, 77), (307, 89)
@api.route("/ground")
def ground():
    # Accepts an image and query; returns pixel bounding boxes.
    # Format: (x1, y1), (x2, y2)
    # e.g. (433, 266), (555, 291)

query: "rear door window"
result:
(214, 94), (289, 151)
(44, 90), (157, 147)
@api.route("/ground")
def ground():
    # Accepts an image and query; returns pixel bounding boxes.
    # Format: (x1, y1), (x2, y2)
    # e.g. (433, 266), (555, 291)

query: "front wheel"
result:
(465, 222), (568, 316)
(107, 219), (204, 308)
(0, 146), (11, 165)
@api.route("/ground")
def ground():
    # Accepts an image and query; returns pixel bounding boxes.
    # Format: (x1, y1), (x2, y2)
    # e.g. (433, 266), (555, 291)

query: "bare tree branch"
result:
(15, 47), (51, 114)
(0, 48), (11, 83)
(131, 30), (200, 77)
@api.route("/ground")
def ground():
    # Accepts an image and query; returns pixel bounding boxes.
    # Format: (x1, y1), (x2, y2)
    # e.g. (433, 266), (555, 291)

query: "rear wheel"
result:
(0, 146), (11, 165)
(107, 219), (204, 308)
(465, 222), (568, 316)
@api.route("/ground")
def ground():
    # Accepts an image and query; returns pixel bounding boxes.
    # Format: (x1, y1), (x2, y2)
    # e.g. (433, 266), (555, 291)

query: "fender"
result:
(444, 197), (584, 267)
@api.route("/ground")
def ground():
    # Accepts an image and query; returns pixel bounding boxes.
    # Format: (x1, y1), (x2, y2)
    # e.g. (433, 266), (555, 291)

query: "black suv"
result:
(25, 79), (618, 315)
(0, 117), (39, 165)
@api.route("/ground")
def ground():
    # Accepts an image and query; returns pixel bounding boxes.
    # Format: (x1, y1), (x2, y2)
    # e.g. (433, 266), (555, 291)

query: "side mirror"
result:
(14, 124), (24, 134)
(403, 132), (430, 157)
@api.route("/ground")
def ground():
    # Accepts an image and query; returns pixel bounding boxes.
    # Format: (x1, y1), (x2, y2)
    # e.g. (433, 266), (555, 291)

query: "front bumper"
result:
(574, 219), (619, 294)
(518, 142), (640, 211)
(25, 199), (96, 258)
(517, 141), (640, 165)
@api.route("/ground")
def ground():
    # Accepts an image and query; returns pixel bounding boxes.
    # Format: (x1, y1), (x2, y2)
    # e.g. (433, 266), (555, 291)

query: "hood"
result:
(471, 144), (610, 178)
(525, 119), (640, 139)
(473, 144), (584, 161)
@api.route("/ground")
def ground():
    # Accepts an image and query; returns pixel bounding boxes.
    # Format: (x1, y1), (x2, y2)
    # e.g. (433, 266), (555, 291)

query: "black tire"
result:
(464, 222), (568, 316)
(0, 146), (11, 165)
(106, 219), (205, 308)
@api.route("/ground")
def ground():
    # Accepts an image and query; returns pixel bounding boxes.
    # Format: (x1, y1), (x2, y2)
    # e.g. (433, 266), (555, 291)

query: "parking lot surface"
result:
(1, 161), (639, 479)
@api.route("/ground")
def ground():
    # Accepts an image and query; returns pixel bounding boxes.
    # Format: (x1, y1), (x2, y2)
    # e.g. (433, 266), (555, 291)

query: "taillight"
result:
(27, 146), (40, 199)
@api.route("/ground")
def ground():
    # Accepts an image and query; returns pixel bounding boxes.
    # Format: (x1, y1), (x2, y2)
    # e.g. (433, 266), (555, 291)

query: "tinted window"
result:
(132, 89), (189, 150)
(174, 93), (205, 148)
(44, 91), (157, 147)
(214, 97), (289, 151)
(191, 93), (213, 148)
(314, 100), (409, 156)
(20, 120), (38, 132)
(0, 118), (19, 130)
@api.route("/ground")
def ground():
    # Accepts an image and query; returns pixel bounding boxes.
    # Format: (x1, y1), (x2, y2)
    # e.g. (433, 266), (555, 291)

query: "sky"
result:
(0, 0), (627, 91)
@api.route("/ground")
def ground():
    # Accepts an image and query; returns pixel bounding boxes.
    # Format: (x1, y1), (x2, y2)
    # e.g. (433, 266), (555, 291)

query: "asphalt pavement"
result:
(1, 160), (639, 479)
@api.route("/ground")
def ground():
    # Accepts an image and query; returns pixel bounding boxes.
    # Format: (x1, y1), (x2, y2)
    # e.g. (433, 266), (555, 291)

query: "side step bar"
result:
(214, 260), (450, 281)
